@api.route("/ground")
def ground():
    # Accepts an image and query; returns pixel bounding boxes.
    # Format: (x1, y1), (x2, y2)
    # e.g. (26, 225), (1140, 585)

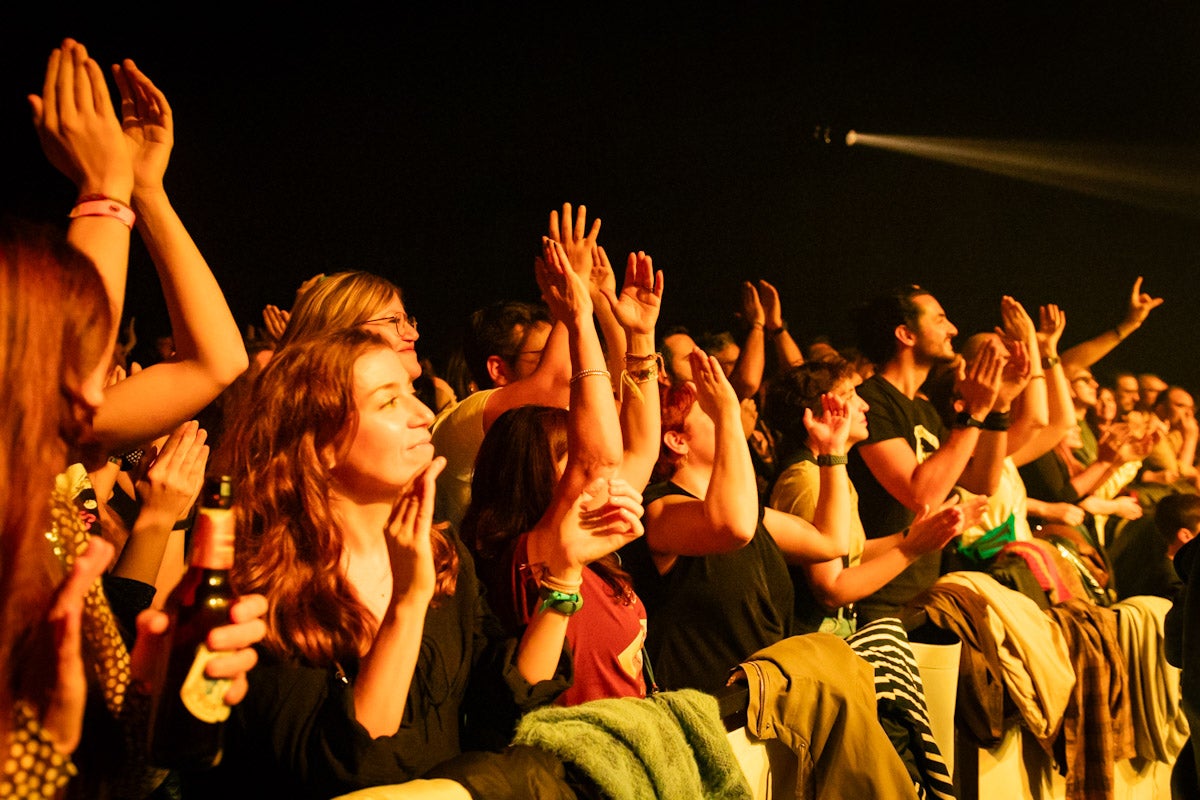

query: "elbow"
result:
(717, 518), (757, 549)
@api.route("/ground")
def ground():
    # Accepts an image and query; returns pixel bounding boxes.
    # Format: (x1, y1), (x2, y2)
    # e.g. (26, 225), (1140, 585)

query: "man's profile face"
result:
(663, 333), (698, 384)
(908, 294), (958, 364)
(1115, 375), (1140, 414)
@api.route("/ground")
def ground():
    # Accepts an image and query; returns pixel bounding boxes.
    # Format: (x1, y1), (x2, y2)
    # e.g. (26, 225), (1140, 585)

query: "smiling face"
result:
(829, 375), (871, 444)
(330, 347), (435, 502)
(908, 293), (958, 365)
(361, 293), (421, 380)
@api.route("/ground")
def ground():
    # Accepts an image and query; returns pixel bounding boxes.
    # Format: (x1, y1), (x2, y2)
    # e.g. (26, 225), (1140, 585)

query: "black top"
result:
(847, 374), (949, 621)
(183, 530), (571, 800)
(622, 481), (794, 695)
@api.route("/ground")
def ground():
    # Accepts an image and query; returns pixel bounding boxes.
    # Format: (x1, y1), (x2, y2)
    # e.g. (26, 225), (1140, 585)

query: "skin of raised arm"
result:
(727, 281), (767, 400)
(599, 248), (664, 491)
(643, 350), (759, 567)
(996, 297), (1046, 455)
(29, 39), (134, 340)
(94, 60), (248, 451)
(1011, 304), (1075, 467)
(354, 459), (443, 737)
(541, 239), (619, 505)
(949, 340), (1007, 496)
(805, 502), (967, 609)
(481, 206), (599, 428)
(111, 421), (208, 584)
(765, 395), (851, 564)
(758, 280), (804, 368)
(1060, 276), (1164, 373)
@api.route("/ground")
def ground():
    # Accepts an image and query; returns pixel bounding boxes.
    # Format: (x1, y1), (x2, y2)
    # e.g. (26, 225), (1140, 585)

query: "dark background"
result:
(4, 4), (1199, 391)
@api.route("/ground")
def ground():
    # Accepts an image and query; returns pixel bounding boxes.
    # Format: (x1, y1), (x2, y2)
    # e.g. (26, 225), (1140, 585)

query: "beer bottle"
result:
(148, 474), (238, 769)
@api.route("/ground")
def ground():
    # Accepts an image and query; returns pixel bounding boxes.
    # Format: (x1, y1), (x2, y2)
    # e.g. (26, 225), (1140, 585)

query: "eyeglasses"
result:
(364, 313), (418, 337)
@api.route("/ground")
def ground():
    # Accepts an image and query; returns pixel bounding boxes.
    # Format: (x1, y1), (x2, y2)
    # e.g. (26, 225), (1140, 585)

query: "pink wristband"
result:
(69, 198), (136, 229)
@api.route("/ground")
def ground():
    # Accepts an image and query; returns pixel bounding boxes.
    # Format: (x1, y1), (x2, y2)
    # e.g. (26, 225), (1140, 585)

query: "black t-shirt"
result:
(847, 374), (948, 621)
(622, 481), (794, 695)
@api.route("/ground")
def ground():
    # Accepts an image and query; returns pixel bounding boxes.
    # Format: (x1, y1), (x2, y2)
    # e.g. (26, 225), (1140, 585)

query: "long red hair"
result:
(226, 330), (457, 666)
(0, 219), (111, 745)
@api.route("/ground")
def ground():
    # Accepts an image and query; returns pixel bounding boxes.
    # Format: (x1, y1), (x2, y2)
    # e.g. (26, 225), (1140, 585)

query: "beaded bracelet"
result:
(570, 368), (611, 385)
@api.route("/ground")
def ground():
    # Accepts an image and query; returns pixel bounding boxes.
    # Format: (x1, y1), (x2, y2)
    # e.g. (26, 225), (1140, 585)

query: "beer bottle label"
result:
(180, 643), (233, 723)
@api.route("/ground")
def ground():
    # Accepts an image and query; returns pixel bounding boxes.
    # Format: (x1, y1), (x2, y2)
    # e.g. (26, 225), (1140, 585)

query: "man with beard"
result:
(847, 285), (1006, 621)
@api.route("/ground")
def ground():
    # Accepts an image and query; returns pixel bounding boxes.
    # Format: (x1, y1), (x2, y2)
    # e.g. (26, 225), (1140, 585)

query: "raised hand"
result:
(901, 498), (970, 557)
(598, 247), (664, 337)
(556, 478), (645, 569)
(805, 391), (853, 455)
(262, 304), (290, 343)
(37, 536), (114, 755)
(995, 338), (1031, 408)
(688, 347), (740, 421)
(757, 280), (784, 331)
(112, 58), (173, 197)
(539, 238), (593, 326)
(737, 281), (766, 329)
(1036, 304), (1066, 356)
(955, 336), (1006, 417)
(1123, 276), (1164, 329)
(384, 457), (446, 608)
(28, 38), (132, 200)
(547, 203), (601, 282)
(134, 420), (209, 526)
(996, 295), (1037, 349)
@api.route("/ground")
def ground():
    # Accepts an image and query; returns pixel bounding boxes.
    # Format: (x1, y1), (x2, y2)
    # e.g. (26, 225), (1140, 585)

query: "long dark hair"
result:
(461, 405), (634, 604)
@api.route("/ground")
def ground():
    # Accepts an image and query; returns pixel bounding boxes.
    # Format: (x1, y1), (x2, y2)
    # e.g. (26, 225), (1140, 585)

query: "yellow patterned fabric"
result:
(46, 464), (132, 717)
(1, 701), (77, 797)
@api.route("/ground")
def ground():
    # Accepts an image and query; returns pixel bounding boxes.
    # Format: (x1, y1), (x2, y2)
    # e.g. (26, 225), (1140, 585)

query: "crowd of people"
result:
(3, 37), (1198, 800)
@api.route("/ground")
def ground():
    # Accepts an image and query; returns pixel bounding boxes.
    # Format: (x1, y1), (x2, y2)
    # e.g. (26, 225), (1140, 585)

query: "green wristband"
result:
(538, 586), (583, 616)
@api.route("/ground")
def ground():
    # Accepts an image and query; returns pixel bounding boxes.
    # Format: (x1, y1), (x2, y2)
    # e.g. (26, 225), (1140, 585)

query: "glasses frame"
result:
(363, 313), (418, 337)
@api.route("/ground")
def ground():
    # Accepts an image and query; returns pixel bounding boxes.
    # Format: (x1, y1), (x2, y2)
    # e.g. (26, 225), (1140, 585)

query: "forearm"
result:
(133, 190), (247, 386)
(110, 509), (176, 584)
(728, 327), (766, 400)
(565, 315), (621, 485)
(909, 428), (981, 508)
(706, 410), (762, 534)
(957, 430), (1006, 496)
(617, 331), (661, 489)
(593, 297), (627, 396)
(810, 462), (852, 558)
(1069, 459), (1116, 497)
(769, 327), (803, 368)
(808, 537), (913, 609)
(516, 606), (571, 684)
(355, 602), (429, 737)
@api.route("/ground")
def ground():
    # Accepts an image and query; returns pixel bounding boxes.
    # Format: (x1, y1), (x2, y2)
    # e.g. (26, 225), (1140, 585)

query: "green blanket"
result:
(511, 689), (752, 800)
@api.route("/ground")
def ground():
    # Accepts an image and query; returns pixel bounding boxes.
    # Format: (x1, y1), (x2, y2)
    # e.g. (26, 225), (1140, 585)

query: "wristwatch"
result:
(954, 411), (985, 429)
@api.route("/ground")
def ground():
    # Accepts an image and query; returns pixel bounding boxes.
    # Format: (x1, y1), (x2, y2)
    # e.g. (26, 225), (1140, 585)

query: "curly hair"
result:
(762, 358), (857, 461)
(226, 329), (457, 666)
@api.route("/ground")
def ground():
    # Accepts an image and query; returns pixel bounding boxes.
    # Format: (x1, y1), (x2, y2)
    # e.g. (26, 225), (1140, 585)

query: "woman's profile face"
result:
(361, 293), (421, 381)
(331, 347), (435, 501)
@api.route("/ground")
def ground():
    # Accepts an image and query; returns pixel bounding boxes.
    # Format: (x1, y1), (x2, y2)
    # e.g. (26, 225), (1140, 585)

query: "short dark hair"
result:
(852, 285), (930, 367)
(462, 300), (551, 389)
(1154, 492), (1200, 542)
